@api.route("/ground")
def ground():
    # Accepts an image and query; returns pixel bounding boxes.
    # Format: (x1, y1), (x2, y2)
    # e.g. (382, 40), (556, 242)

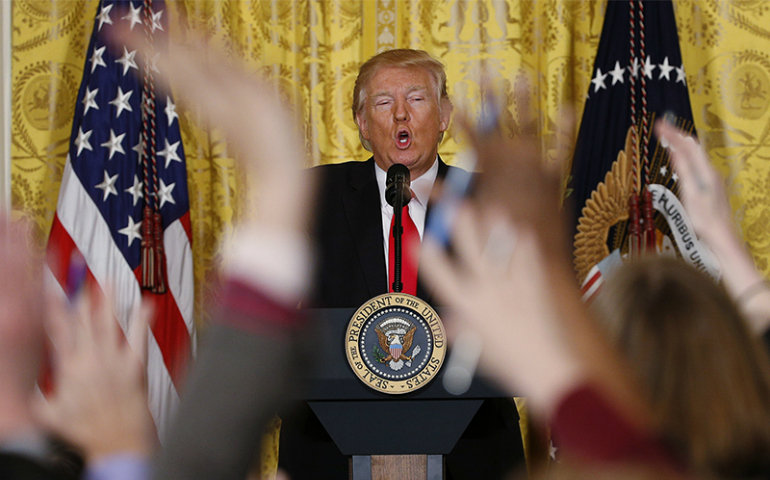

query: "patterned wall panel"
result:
(676, 0), (770, 273)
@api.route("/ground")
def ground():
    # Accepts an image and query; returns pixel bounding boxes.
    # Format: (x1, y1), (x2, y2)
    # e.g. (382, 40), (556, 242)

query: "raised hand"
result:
(35, 289), (153, 464)
(656, 120), (770, 334)
(108, 23), (315, 235)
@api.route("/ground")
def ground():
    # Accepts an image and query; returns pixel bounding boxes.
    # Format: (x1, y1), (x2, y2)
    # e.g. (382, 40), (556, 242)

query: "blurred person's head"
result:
(353, 49), (452, 179)
(596, 256), (770, 478)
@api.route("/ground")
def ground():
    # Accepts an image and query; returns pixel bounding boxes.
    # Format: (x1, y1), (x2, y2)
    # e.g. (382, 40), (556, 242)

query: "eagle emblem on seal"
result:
(374, 317), (422, 371)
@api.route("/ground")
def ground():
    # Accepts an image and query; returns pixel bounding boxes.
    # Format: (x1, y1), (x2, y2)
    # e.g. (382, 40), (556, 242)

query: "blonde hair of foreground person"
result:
(595, 256), (770, 478)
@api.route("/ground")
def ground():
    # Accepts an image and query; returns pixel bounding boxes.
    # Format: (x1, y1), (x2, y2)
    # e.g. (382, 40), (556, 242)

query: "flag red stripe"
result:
(47, 215), (77, 287)
(581, 273), (599, 293)
(50, 184), (190, 392)
(179, 211), (192, 244)
(134, 265), (191, 386)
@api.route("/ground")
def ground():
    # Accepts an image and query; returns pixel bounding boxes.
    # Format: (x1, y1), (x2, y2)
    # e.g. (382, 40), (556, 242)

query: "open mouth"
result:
(396, 129), (411, 149)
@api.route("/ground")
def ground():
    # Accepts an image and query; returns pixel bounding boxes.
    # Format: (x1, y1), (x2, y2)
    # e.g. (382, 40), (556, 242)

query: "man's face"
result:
(357, 66), (451, 180)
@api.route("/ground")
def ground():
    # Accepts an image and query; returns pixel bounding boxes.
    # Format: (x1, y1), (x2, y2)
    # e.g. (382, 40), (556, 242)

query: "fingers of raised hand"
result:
(127, 301), (153, 369)
(479, 209), (519, 275)
(109, 23), (302, 175)
(451, 205), (488, 277)
(45, 292), (76, 361)
(655, 120), (724, 203)
(421, 237), (465, 309)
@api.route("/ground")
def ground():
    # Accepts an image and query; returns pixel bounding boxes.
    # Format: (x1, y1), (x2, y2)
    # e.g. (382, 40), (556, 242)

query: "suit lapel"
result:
(342, 158), (388, 298)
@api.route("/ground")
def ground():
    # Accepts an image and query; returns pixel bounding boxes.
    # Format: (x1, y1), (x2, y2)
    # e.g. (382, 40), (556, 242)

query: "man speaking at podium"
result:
(311, 49), (452, 308)
(279, 49), (525, 480)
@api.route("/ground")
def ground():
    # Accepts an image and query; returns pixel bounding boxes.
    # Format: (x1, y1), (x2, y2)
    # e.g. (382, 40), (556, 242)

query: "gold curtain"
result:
(11, 0), (770, 476)
(676, 0), (770, 272)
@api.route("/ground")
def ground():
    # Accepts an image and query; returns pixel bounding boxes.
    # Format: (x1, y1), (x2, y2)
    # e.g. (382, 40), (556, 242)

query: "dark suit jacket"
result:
(289, 157), (524, 480)
(309, 156), (458, 308)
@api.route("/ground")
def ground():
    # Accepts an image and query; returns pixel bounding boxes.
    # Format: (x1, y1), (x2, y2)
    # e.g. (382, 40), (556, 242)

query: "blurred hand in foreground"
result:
(35, 290), (153, 464)
(109, 24), (315, 237)
(107, 18), (313, 480)
(655, 121), (732, 245)
(423, 101), (651, 425)
(0, 218), (44, 439)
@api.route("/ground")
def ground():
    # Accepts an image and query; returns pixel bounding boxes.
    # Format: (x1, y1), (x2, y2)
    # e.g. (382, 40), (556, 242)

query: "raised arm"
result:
(655, 121), (770, 335)
(420, 107), (682, 471)
(110, 23), (316, 480)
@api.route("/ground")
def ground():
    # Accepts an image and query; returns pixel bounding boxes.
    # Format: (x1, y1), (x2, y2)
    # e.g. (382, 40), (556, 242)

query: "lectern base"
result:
(350, 454), (443, 480)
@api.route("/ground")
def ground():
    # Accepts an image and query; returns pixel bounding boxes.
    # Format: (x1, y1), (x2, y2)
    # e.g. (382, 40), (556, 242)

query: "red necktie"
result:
(389, 205), (419, 295)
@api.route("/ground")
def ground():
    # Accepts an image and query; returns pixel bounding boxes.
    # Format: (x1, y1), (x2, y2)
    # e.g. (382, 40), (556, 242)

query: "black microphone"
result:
(385, 164), (412, 293)
(385, 164), (412, 207)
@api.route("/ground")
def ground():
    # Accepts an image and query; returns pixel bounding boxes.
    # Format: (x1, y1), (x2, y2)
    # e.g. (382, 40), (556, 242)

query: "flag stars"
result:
(591, 68), (608, 92)
(125, 175), (144, 206)
(74, 127), (93, 156)
(672, 172), (679, 182)
(150, 9), (164, 32)
(115, 47), (138, 76)
(122, 3), (142, 30)
(549, 440), (558, 460)
(658, 56), (674, 81)
(133, 135), (144, 162)
(158, 179), (176, 208)
(109, 86), (133, 118)
(589, 56), (686, 102)
(90, 46), (107, 73)
(100, 129), (126, 160)
(609, 61), (625, 85)
(95, 170), (119, 201)
(148, 52), (161, 74)
(158, 139), (182, 168)
(82, 87), (99, 115)
(643, 56), (656, 79)
(676, 64), (687, 84)
(96, 3), (113, 31)
(118, 216), (142, 247)
(660, 165), (668, 176)
(165, 96), (178, 127)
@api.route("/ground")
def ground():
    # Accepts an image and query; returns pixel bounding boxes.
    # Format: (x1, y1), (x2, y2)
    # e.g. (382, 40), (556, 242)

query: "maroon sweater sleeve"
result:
(215, 277), (306, 335)
(551, 384), (684, 472)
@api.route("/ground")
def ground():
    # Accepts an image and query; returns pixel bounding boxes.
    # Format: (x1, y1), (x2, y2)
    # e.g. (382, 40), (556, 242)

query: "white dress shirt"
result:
(374, 157), (439, 276)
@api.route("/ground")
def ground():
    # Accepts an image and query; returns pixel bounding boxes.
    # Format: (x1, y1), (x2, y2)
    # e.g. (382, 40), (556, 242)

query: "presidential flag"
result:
(570, 0), (717, 300)
(46, 0), (194, 439)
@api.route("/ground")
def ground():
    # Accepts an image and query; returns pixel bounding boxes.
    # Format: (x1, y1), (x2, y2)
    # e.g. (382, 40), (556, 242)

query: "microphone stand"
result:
(392, 175), (404, 293)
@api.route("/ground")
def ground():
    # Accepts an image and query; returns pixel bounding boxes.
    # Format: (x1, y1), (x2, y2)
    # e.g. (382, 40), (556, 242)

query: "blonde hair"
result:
(596, 257), (770, 478)
(352, 49), (449, 151)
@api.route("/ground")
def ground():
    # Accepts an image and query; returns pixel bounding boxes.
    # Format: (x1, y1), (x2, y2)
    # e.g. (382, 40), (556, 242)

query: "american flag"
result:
(570, 0), (698, 289)
(45, 0), (194, 439)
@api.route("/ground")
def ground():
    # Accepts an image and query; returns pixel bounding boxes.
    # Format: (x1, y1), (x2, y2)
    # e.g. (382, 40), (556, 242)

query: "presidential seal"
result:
(346, 293), (446, 394)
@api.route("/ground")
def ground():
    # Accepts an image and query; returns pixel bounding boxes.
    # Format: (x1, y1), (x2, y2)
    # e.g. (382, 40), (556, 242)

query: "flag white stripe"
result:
(164, 220), (195, 344)
(55, 161), (180, 430)
(581, 267), (603, 303)
(582, 278), (602, 303)
(147, 329), (181, 441)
